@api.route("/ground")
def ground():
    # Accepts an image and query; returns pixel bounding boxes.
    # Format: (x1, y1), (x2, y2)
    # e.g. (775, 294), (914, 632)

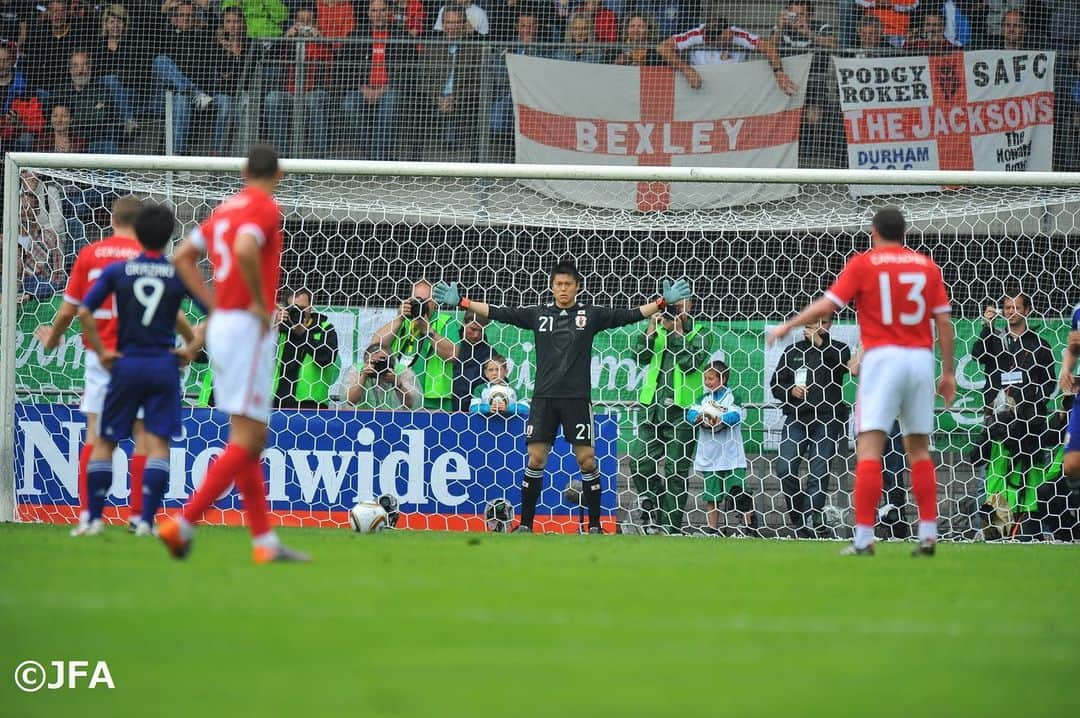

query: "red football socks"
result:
(182, 443), (256, 524)
(236, 461), (271, 538)
(854, 459), (883, 528)
(77, 443), (93, 516)
(911, 459), (938, 522)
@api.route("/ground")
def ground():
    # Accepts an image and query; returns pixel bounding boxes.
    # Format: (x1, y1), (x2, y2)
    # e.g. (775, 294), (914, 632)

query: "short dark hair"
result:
(1006, 292), (1031, 311)
(363, 343), (384, 359)
(290, 288), (313, 303)
(111, 194), (142, 228)
(134, 203), (175, 251)
(245, 143), (280, 179)
(872, 207), (907, 242)
(706, 15), (731, 32)
(705, 359), (729, 384)
(549, 259), (583, 284)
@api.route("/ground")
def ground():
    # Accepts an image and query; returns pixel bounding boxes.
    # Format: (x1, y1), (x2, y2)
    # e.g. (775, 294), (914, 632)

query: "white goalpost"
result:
(4, 151), (1080, 541)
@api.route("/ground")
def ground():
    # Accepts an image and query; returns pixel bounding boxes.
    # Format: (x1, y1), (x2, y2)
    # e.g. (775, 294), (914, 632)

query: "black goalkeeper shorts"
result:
(526, 398), (594, 446)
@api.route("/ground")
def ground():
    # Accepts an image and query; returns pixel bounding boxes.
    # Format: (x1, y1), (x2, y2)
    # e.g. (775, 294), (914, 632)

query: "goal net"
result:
(4, 154), (1080, 541)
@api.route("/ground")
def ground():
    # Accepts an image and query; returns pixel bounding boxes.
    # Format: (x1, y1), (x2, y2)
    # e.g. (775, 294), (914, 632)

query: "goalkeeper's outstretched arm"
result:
(432, 279), (692, 324)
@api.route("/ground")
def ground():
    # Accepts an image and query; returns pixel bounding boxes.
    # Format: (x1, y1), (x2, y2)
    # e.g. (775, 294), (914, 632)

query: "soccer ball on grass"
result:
(349, 501), (390, 533)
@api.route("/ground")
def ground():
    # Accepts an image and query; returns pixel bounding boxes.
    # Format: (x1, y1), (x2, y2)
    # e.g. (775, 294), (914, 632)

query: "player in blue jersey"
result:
(76, 204), (205, 535)
(1058, 304), (1080, 479)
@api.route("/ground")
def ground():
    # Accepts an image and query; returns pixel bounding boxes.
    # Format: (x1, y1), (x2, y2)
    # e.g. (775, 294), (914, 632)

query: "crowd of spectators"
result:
(0, 0), (1078, 164)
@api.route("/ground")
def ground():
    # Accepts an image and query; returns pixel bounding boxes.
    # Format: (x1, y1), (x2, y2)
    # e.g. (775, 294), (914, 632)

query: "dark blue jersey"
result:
(1072, 305), (1080, 331)
(81, 252), (202, 357)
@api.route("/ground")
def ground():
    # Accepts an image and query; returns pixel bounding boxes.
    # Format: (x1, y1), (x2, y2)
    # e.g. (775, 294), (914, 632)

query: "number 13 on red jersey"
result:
(825, 247), (951, 351)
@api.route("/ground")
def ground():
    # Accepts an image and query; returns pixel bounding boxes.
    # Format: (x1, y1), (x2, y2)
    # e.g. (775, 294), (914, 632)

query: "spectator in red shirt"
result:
(317, 0), (355, 40)
(0, 41), (44, 153)
(265, 5), (331, 157)
(340, 0), (409, 160)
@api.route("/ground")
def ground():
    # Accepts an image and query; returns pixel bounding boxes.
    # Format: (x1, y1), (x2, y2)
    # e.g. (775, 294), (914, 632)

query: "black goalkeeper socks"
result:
(520, 467), (544, 528)
(582, 469), (602, 531)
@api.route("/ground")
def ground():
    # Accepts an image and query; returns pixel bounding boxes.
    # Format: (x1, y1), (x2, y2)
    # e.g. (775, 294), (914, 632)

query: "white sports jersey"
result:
(470, 382), (529, 415)
(688, 388), (747, 472)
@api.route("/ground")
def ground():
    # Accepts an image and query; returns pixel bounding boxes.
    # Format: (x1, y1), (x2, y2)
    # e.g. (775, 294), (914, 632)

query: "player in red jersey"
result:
(768, 207), (956, 556)
(160, 145), (308, 563)
(36, 196), (151, 536)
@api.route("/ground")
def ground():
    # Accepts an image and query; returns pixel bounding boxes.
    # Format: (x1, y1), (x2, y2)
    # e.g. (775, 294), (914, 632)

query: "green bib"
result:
(638, 325), (704, 408)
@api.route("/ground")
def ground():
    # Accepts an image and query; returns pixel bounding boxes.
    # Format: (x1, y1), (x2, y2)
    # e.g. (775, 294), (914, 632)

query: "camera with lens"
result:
(407, 297), (433, 319)
(369, 354), (392, 376)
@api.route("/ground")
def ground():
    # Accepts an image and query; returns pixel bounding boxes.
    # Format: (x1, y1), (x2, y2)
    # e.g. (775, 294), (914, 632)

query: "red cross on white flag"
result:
(509, 54), (813, 212)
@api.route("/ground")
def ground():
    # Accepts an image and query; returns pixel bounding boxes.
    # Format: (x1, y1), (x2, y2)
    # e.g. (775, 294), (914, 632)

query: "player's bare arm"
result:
(233, 232), (269, 330)
(934, 311), (956, 407)
(36, 300), (79, 351)
(172, 321), (206, 366)
(76, 305), (119, 370)
(1060, 332), (1080, 394)
(175, 312), (195, 343)
(766, 296), (837, 346)
(173, 238), (215, 314)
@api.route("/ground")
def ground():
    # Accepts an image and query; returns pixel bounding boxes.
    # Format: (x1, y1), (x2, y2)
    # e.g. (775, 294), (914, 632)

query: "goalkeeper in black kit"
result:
(433, 261), (691, 534)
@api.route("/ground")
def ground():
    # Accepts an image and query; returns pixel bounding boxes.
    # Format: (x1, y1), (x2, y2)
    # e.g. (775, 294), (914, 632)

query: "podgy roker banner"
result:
(835, 50), (1054, 195)
(508, 54), (813, 212)
(15, 405), (618, 531)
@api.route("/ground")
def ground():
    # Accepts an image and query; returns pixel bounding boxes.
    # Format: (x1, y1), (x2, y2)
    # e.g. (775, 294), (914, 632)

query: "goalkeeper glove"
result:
(662, 279), (691, 306)
(433, 282), (461, 307)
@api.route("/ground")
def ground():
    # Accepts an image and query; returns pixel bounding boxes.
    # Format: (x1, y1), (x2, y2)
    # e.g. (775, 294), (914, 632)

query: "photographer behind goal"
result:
(370, 280), (458, 411)
(275, 289), (341, 409)
(345, 343), (422, 410)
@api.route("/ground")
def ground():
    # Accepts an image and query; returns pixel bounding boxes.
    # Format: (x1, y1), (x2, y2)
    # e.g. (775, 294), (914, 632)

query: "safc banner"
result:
(835, 50), (1055, 195)
(15, 405), (618, 532)
(508, 53), (813, 212)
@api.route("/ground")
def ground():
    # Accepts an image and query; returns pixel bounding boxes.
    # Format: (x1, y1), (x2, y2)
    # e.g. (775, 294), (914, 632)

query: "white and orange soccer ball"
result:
(348, 501), (390, 533)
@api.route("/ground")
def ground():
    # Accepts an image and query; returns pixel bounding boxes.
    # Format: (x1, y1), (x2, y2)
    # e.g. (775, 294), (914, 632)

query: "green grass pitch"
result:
(2, 523), (1078, 717)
